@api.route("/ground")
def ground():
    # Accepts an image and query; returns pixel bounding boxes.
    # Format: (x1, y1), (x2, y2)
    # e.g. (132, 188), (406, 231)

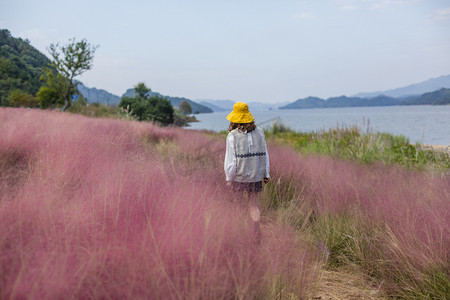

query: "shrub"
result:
(7, 89), (37, 108)
(36, 86), (64, 108)
(119, 83), (174, 126)
(67, 101), (121, 118)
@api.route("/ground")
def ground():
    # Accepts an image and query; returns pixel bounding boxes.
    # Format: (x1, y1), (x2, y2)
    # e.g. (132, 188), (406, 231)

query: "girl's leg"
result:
(249, 192), (262, 244)
(249, 193), (261, 223)
(233, 182), (263, 243)
(248, 181), (263, 223)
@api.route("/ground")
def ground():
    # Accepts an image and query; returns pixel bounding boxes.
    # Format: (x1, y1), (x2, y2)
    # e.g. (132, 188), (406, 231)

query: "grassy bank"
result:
(1, 108), (448, 298)
(264, 123), (449, 173)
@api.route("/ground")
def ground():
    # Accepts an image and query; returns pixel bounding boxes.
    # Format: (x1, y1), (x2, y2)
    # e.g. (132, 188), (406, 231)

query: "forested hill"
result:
(0, 29), (51, 105)
(280, 95), (401, 109)
(400, 88), (450, 105)
(123, 89), (213, 113)
(280, 90), (449, 109)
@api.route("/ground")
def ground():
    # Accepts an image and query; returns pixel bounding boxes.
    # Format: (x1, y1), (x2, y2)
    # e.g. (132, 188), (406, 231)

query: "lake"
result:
(188, 105), (450, 146)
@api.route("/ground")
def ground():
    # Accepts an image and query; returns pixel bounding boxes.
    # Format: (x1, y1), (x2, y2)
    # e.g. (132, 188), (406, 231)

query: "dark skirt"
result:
(232, 181), (263, 193)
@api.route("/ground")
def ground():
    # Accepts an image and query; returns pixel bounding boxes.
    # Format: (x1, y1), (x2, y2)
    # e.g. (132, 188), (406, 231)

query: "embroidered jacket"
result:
(224, 127), (270, 182)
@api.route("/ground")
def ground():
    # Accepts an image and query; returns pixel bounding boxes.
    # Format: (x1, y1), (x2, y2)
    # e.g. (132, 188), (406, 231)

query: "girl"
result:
(224, 102), (270, 243)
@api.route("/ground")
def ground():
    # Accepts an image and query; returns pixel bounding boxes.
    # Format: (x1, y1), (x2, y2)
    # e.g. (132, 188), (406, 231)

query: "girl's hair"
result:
(228, 122), (256, 133)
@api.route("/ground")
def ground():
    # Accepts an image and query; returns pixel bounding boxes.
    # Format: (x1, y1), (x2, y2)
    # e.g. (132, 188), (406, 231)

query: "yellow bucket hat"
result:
(226, 102), (255, 123)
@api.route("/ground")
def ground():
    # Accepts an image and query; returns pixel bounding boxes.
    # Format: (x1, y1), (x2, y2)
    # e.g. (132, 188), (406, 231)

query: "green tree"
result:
(36, 67), (71, 108)
(179, 100), (192, 115)
(119, 82), (174, 126)
(8, 89), (37, 107)
(146, 96), (174, 125)
(134, 82), (150, 98)
(48, 38), (98, 110)
(36, 86), (62, 108)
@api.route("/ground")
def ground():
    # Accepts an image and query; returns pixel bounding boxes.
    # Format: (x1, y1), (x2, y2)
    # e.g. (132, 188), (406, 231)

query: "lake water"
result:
(188, 105), (450, 146)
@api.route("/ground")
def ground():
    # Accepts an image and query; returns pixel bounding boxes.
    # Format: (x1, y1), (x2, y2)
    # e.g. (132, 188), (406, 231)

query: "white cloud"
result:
(428, 7), (450, 22)
(340, 5), (360, 11)
(368, 0), (406, 11)
(335, 0), (410, 11)
(294, 12), (316, 20)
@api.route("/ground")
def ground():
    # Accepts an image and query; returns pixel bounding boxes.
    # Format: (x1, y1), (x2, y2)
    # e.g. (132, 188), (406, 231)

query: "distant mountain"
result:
(400, 88), (450, 105)
(248, 101), (288, 111)
(280, 95), (400, 109)
(370, 95), (403, 106)
(197, 99), (287, 112)
(280, 97), (326, 109)
(327, 95), (400, 107)
(77, 83), (121, 106)
(199, 101), (228, 112)
(0, 29), (51, 105)
(355, 74), (450, 98)
(123, 89), (212, 113)
(197, 99), (235, 111)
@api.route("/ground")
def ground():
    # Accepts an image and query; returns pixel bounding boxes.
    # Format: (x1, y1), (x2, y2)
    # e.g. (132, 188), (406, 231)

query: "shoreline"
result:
(420, 144), (450, 154)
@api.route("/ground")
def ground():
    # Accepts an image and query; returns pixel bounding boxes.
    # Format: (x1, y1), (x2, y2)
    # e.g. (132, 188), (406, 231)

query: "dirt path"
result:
(307, 269), (385, 299)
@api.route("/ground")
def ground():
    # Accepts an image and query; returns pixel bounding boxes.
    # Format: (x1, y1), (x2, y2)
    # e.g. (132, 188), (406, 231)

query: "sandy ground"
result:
(308, 269), (385, 300)
(421, 144), (450, 154)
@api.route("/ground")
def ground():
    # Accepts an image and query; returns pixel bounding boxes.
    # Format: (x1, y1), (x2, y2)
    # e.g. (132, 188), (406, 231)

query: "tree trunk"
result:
(63, 80), (73, 111)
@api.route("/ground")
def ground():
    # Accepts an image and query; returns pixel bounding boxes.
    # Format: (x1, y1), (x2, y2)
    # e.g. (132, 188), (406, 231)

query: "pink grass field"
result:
(269, 145), (449, 258)
(267, 144), (449, 296)
(0, 108), (449, 298)
(0, 108), (312, 299)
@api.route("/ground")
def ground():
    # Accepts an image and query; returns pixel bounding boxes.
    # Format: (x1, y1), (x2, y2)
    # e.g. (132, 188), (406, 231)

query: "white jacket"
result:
(224, 127), (270, 182)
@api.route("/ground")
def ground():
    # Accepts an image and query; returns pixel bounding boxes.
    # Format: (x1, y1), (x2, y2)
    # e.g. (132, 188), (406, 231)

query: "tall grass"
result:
(1, 108), (448, 298)
(264, 145), (449, 298)
(266, 123), (449, 173)
(0, 108), (313, 299)
(67, 102), (125, 119)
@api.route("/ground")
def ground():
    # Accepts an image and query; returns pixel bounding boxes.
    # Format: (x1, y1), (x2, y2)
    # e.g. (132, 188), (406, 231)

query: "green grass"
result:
(265, 123), (449, 173)
(67, 102), (126, 119)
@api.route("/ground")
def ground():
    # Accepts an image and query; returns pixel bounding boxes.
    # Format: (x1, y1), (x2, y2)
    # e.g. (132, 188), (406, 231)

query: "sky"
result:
(1, 0), (450, 103)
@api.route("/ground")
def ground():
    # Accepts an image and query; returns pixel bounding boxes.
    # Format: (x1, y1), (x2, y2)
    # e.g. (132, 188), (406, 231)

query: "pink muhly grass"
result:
(0, 108), (314, 299)
(267, 143), (449, 295)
